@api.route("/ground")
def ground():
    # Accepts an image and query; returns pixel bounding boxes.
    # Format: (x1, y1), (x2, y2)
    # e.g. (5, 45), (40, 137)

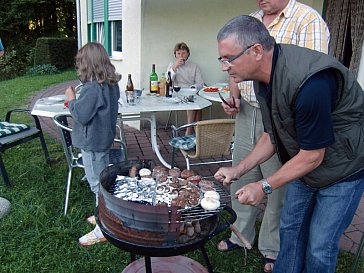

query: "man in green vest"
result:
(215, 15), (364, 273)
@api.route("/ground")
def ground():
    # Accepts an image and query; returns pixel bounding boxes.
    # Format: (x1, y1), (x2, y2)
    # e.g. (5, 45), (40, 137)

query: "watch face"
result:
(262, 180), (272, 194)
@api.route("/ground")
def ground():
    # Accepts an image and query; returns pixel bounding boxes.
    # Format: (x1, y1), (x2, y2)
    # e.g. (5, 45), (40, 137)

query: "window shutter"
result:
(87, 0), (92, 23)
(109, 0), (122, 21)
(93, 0), (104, 23)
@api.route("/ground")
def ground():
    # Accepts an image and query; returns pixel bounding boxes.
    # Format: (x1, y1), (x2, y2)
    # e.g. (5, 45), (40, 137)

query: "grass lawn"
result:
(0, 71), (362, 273)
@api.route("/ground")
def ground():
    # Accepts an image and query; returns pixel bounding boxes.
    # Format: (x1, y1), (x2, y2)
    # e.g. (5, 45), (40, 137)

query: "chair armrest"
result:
(171, 122), (197, 137)
(5, 109), (43, 131)
(53, 114), (72, 132)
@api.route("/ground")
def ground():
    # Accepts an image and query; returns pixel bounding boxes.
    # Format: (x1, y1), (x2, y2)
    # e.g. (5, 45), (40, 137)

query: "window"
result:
(111, 20), (122, 57)
(96, 22), (104, 44)
(109, 0), (122, 57)
(86, 0), (122, 56)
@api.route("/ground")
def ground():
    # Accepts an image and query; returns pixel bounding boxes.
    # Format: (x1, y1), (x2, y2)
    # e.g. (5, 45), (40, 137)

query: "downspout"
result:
(91, 0), (96, 41)
(75, 0), (82, 49)
(104, 0), (110, 54)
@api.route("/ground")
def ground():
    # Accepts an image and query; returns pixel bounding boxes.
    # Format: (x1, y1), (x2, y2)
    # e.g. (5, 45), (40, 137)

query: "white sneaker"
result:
(79, 225), (107, 246)
(87, 215), (96, 225)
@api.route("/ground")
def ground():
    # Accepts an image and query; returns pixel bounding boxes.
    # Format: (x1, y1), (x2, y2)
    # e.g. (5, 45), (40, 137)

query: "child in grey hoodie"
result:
(65, 42), (121, 246)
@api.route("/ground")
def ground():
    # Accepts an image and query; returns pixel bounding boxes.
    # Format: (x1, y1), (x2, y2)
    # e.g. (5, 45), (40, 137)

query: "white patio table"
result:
(31, 90), (212, 168)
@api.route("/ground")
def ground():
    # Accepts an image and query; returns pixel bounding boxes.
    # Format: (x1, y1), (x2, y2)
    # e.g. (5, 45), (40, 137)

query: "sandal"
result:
(262, 256), (276, 273)
(217, 239), (242, 252)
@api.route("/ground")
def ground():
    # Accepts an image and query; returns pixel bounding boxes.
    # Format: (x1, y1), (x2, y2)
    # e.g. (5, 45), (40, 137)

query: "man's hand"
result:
(235, 181), (265, 206)
(214, 166), (240, 187)
(221, 97), (240, 115)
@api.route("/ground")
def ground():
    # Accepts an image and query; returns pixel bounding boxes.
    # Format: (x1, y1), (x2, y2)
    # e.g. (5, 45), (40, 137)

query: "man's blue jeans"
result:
(274, 178), (364, 273)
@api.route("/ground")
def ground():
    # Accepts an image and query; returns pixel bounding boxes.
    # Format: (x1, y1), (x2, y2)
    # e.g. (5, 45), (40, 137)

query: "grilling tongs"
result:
(218, 91), (237, 109)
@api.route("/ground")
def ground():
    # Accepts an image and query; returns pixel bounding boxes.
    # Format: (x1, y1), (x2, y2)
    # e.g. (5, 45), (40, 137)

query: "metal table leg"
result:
(120, 113), (171, 169)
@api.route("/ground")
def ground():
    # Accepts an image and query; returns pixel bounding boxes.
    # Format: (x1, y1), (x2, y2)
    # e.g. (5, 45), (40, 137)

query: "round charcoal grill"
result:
(97, 160), (237, 273)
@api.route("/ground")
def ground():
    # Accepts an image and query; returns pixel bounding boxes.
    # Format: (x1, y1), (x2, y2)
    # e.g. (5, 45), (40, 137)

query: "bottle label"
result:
(150, 81), (158, 92)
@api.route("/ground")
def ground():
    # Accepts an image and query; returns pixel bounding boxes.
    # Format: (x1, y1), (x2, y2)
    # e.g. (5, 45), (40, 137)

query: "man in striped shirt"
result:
(217, 1), (329, 272)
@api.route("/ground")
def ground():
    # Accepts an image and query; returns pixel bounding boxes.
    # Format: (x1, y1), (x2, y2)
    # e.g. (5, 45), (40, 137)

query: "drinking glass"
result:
(173, 86), (181, 100)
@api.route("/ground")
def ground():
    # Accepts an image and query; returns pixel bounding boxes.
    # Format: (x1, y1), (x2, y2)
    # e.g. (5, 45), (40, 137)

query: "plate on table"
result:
(46, 95), (66, 102)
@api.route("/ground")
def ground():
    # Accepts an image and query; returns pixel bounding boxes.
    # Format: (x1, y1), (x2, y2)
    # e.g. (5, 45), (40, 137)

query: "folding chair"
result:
(53, 114), (127, 215)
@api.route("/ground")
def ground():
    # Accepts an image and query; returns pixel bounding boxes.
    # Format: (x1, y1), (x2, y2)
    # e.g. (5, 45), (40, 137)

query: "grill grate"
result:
(178, 181), (230, 222)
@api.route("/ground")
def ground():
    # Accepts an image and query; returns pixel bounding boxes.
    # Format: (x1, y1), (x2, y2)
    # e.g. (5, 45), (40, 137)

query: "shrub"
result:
(34, 37), (77, 69)
(25, 64), (60, 76)
(0, 48), (29, 81)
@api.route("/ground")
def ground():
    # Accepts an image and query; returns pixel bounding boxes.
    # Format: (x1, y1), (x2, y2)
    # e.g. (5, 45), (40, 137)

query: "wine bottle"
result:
(126, 74), (134, 91)
(166, 71), (172, 97)
(149, 64), (158, 94)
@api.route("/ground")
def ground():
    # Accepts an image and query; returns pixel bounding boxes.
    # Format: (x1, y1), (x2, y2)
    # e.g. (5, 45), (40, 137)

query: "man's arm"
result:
(235, 147), (325, 206)
(214, 132), (275, 186)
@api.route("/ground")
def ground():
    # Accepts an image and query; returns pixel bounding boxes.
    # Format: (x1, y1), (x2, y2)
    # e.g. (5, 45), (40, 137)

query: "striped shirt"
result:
(239, 0), (330, 107)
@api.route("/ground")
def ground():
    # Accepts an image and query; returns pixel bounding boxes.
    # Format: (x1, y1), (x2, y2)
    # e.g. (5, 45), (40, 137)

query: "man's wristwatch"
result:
(261, 178), (273, 194)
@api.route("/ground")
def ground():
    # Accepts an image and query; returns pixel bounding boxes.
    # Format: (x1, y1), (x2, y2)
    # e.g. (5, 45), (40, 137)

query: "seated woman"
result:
(166, 42), (205, 136)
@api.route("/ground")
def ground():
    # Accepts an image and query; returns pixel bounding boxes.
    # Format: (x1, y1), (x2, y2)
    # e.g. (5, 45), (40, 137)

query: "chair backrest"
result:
(53, 114), (80, 169)
(194, 119), (235, 158)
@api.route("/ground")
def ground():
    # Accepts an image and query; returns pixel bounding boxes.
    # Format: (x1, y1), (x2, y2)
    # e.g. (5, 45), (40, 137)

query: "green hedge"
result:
(34, 38), (77, 69)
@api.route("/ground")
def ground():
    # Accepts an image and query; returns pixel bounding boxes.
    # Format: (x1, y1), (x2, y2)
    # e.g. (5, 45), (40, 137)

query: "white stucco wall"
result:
(142, 0), (324, 90)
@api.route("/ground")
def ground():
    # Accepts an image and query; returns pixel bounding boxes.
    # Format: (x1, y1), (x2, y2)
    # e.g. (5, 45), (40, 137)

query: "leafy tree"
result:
(0, 0), (76, 79)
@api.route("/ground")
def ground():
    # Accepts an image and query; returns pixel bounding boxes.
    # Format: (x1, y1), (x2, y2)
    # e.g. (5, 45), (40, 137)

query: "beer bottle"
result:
(126, 74), (134, 91)
(166, 71), (172, 97)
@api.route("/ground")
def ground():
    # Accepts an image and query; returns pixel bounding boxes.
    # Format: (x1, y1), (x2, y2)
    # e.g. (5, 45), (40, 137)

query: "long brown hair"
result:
(75, 42), (121, 85)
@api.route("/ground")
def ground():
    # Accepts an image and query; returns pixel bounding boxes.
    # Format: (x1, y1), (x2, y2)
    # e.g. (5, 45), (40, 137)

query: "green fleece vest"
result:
(255, 44), (364, 188)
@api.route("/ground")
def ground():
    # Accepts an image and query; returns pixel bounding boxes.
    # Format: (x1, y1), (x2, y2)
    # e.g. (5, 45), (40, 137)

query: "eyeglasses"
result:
(218, 44), (255, 67)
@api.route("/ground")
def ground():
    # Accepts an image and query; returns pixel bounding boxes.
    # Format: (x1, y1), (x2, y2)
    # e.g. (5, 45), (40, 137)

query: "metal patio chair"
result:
(0, 109), (50, 186)
(170, 119), (235, 170)
(53, 114), (127, 215)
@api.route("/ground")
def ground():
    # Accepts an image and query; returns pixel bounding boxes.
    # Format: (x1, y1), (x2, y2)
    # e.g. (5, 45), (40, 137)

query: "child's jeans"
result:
(81, 149), (110, 206)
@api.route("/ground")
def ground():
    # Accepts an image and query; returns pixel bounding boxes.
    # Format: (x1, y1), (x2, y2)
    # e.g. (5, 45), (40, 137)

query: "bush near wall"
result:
(34, 38), (77, 69)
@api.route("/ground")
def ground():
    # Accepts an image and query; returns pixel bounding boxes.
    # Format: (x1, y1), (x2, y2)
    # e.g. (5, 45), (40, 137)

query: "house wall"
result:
(77, 0), (326, 127)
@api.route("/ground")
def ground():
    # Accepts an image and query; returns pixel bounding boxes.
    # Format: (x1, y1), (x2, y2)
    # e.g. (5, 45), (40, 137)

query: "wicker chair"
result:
(170, 119), (235, 170)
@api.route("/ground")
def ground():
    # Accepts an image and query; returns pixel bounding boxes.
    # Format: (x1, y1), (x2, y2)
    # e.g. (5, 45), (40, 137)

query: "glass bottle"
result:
(149, 64), (158, 94)
(166, 71), (172, 97)
(159, 74), (166, 96)
(126, 74), (134, 91)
